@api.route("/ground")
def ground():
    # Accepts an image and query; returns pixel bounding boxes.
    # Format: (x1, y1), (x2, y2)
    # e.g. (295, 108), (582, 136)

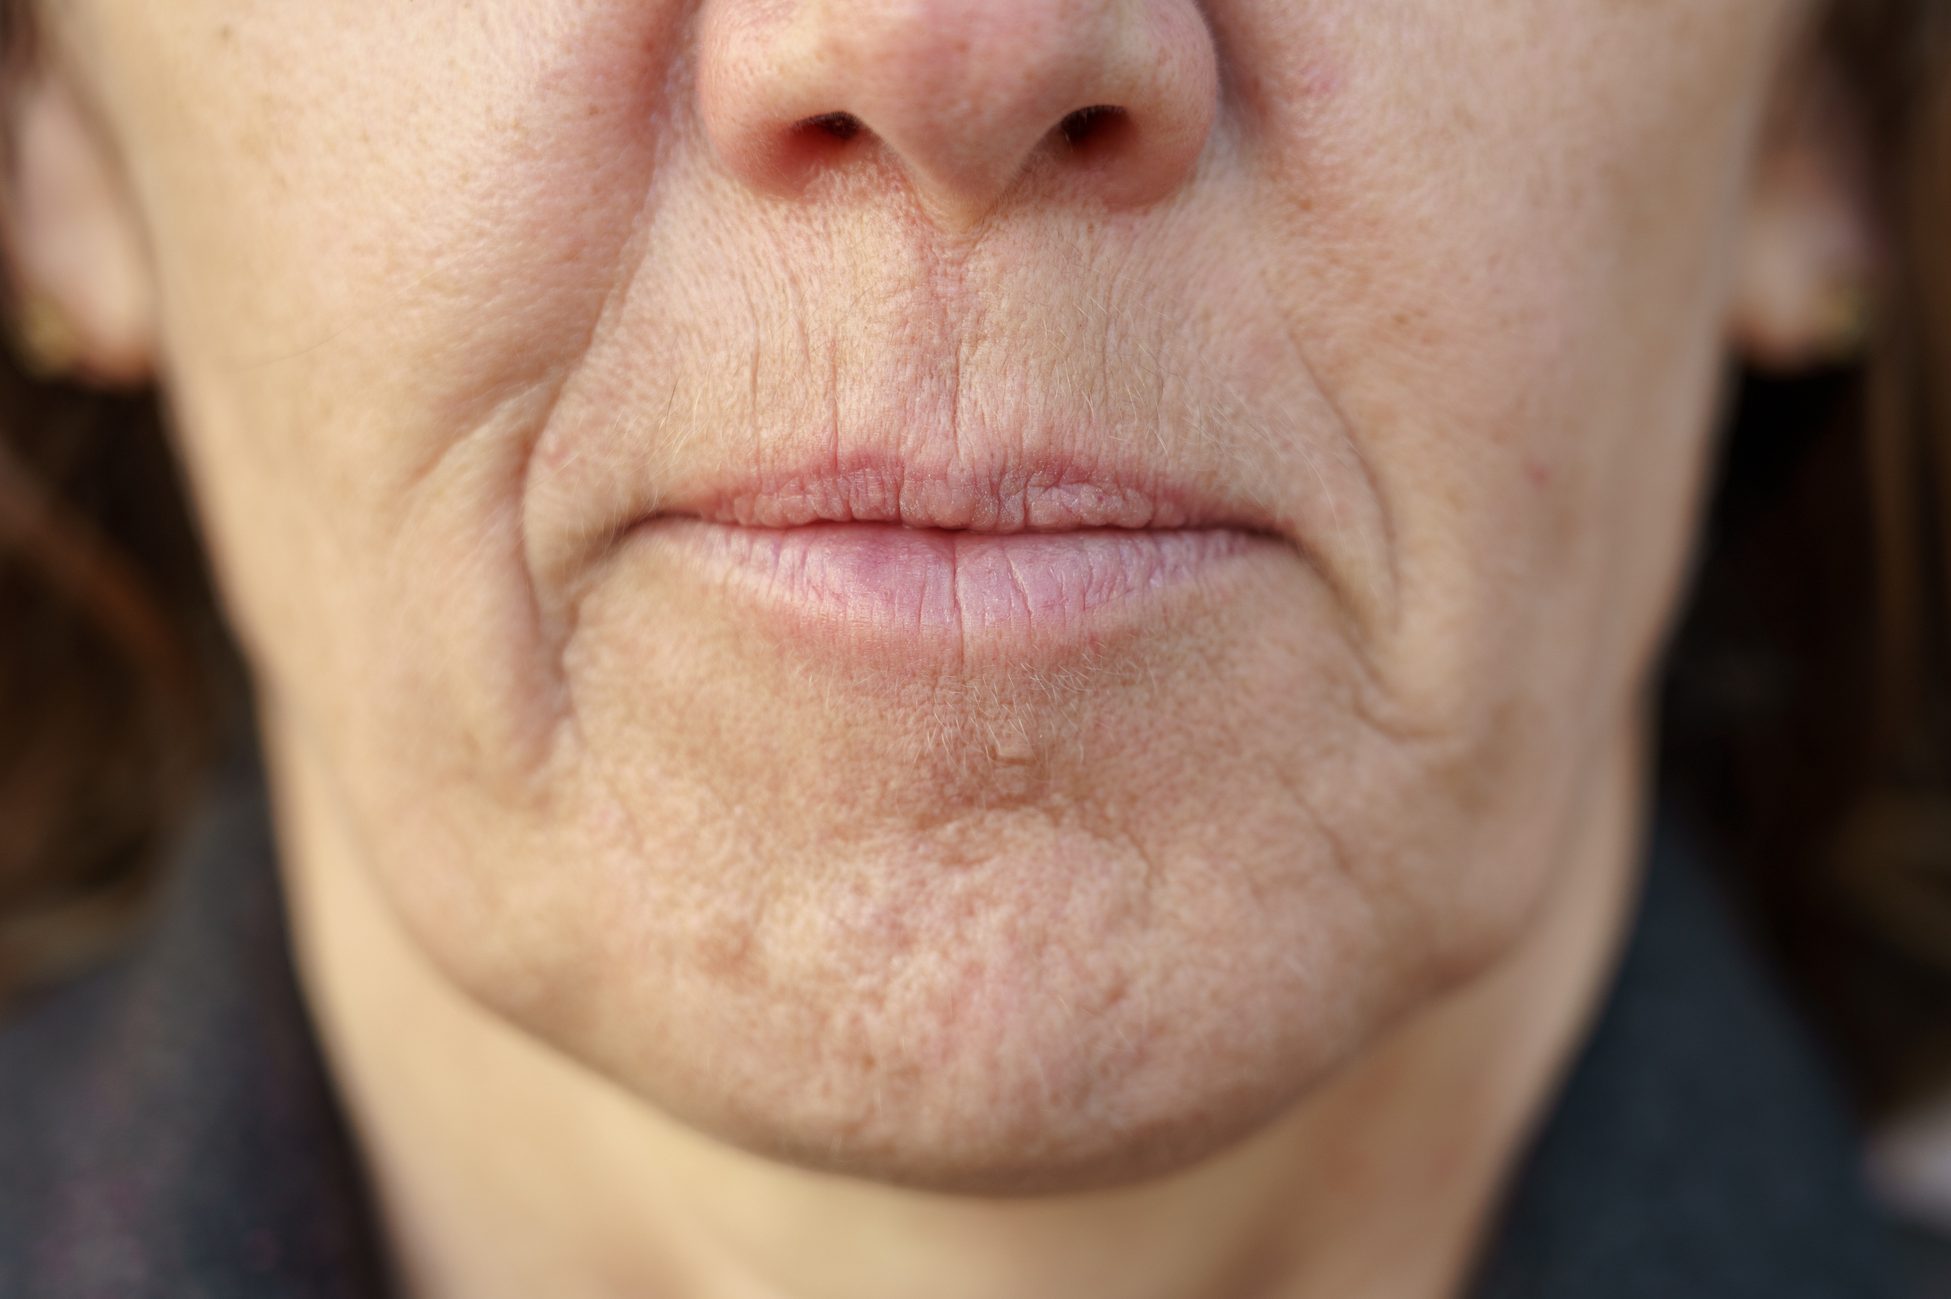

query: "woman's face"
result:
(17, 1), (1837, 1189)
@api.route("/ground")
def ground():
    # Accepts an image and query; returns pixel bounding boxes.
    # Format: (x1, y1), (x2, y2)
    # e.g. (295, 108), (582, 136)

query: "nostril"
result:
(697, 0), (1219, 216)
(1057, 104), (1128, 150)
(766, 112), (873, 195)
(798, 111), (864, 142)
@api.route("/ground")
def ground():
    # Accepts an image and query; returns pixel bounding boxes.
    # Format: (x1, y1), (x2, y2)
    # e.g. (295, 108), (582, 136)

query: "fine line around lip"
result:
(636, 517), (1276, 656)
(649, 454), (1282, 536)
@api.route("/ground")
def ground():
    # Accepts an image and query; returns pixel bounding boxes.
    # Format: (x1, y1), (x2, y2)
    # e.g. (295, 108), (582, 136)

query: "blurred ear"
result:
(0, 48), (155, 387)
(1728, 47), (1880, 373)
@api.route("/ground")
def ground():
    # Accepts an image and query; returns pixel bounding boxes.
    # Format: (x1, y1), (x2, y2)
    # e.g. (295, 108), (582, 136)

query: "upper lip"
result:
(644, 450), (1288, 537)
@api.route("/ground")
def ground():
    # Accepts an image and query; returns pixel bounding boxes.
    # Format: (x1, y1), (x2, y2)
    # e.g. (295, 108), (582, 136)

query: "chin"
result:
(402, 792), (1495, 1199)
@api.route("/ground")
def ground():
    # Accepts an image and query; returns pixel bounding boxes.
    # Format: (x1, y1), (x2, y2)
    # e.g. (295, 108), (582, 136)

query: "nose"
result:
(695, 0), (1220, 230)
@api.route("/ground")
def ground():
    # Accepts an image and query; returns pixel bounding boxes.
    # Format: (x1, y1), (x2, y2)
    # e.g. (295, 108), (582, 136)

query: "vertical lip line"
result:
(634, 516), (1279, 658)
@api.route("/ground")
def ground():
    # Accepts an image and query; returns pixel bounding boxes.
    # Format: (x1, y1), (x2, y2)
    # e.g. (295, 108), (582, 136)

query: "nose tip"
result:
(696, 0), (1219, 229)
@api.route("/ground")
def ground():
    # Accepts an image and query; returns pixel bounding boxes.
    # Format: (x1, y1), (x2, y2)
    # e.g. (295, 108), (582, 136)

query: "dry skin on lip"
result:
(649, 516), (1266, 638)
(667, 460), (1237, 532)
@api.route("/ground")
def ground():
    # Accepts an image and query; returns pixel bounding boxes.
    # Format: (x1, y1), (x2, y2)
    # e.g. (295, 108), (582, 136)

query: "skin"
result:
(1, 1), (1871, 1295)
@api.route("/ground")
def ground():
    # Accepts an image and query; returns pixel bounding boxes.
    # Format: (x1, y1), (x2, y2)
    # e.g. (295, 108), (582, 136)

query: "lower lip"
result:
(637, 518), (1271, 652)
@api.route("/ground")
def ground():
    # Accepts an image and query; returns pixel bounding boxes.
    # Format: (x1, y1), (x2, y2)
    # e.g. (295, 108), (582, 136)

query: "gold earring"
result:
(8, 293), (83, 379)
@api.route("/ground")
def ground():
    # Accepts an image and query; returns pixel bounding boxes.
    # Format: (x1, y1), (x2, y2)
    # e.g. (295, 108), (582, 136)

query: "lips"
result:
(625, 454), (1293, 656)
(658, 458), (1257, 533)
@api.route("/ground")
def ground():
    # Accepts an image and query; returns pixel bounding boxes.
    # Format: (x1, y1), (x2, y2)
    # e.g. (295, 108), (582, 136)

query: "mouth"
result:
(625, 454), (1296, 659)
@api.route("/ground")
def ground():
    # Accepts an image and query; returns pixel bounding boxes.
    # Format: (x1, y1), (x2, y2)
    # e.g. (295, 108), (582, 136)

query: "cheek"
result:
(100, 1), (694, 762)
(1228, 1), (1784, 725)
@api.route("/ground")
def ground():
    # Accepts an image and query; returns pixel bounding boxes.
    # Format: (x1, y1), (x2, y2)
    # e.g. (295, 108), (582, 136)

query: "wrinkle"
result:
(1241, 264), (1417, 750)
(1267, 295), (1400, 644)
(217, 256), (453, 375)
(1265, 738), (1372, 938)
(510, 222), (657, 793)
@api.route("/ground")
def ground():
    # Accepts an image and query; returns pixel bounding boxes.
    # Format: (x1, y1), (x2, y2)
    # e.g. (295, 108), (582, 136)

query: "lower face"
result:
(63, 0), (1799, 1188)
